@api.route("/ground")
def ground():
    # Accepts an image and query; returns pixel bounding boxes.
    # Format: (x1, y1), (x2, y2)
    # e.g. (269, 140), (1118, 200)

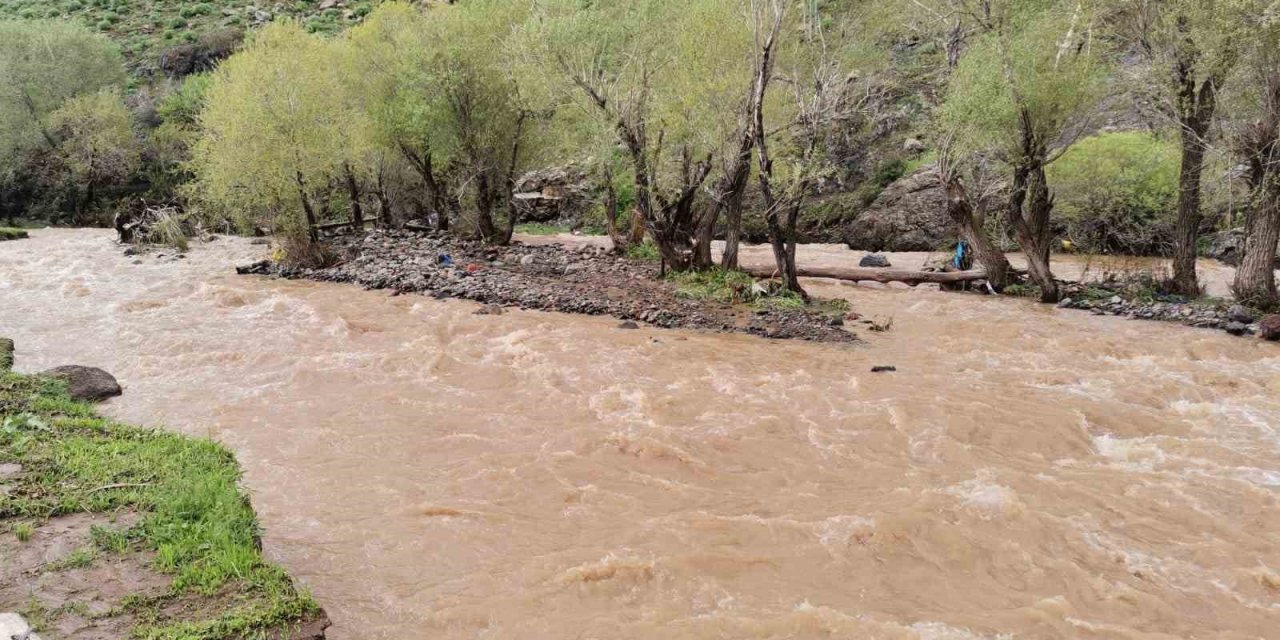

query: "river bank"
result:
(0, 355), (328, 639)
(259, 229), (857, 343)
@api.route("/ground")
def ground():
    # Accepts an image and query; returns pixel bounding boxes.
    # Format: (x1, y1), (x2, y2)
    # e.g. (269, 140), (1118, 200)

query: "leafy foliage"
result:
(1049, 131), (1180, 255)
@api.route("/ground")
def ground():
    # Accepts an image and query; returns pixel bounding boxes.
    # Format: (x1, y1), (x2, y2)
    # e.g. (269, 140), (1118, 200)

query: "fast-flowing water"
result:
(3, 228), (1279, 639)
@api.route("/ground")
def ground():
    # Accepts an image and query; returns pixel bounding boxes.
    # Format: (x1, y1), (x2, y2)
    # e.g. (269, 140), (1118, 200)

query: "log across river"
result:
(3, 229), (1279, 639)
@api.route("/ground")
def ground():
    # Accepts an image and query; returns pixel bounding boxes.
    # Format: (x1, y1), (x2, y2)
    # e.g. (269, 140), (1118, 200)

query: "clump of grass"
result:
(625, 241), (661, 263)
(668, 268), (758, 304)
(0, 371), (318, 637)
(90, 523), (131, 553)
(1003, 283), (1042, 299)
(514, 222), (569, 236)
(0, 227), (30, 241)
(14, 521), (33, 542)
(50, 546), (98, 570)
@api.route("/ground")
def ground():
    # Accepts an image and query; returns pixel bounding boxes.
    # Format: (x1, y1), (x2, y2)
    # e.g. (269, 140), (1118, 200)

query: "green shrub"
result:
(1048, 131), (1179, 256)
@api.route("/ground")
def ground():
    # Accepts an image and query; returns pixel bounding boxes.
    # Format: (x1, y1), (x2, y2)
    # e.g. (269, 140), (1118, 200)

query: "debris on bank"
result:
(249, 230), (856, 343)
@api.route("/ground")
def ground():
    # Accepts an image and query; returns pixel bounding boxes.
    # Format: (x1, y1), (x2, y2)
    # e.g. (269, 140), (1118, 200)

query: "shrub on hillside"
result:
(1048, 131), (1179, 256)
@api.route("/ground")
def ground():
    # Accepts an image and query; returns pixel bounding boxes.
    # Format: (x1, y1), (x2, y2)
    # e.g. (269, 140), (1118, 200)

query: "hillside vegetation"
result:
(0, 0), (373, 66)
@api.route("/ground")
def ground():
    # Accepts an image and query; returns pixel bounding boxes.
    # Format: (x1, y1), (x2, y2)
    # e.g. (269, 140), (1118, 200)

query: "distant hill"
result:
(0, 0), (378, 74)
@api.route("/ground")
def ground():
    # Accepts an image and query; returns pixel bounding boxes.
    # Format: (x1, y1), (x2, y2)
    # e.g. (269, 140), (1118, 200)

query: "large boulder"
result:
(512, 165), (590, 224)
(1260, 315), (1280, 342)
(41, 366), (122, 403)
(843, 165), (955, 252)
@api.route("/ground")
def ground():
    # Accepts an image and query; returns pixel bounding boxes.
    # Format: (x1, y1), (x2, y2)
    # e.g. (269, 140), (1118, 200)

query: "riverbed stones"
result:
(1260, 315), (1280, 341)
(40, 366), (122, 402)
(1225, 321), (1250, 336)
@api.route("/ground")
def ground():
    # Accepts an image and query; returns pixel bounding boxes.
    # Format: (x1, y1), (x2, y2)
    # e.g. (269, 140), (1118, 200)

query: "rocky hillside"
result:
(0, 0), (376, 73)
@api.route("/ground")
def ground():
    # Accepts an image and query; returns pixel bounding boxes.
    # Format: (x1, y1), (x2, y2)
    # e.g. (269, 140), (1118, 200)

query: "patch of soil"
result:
(259, 230), (856, 343)
(0, 512), (329, 639)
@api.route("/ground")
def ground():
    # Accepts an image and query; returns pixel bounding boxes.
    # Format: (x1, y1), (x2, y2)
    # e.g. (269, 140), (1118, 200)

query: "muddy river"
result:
(2, 229), (1278, 639)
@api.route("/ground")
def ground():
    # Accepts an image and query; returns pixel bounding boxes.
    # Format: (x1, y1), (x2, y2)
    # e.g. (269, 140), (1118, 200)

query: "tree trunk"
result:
(1006, 160), (1058, 303)
(343, 162), (364, 231)
(1170, 133), (1207, 295)
(475, 171), (498, 242)
(1233, 183), (1280, 308)
(295, 171), (318, 243)
(945, 176), (1010, 288)
(1169, 68), (1217, 296)
(603, 167), (630, 253)
(717, 148), (752, 270)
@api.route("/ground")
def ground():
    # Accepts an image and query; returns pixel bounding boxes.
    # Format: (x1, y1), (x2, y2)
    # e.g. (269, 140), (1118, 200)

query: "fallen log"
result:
(746, 265), (987, 286)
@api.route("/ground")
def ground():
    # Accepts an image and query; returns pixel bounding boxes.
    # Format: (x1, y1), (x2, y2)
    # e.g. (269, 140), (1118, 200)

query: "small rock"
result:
(903, 137), (926, 153)
(0, 463), (21, 476)
(1225, 321), (1249, 336)
(40, 366), (122, 403)
(474, 304), (505, 316)
(618, 321), (640, 330)
(1260, 315), (1280, 341)
(1109, 295), (1123, 305)
(871, 365), (897, 373)
(859, 254), (892, 268)
(1228, 305), (1256, 324)
(519, 255), (536, 266)
(1057, 298), (1073, 308)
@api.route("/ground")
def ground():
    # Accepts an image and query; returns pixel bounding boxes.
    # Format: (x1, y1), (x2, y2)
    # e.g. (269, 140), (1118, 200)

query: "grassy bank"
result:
(0, 371), (321, 639)
(0, 227), (29, 241)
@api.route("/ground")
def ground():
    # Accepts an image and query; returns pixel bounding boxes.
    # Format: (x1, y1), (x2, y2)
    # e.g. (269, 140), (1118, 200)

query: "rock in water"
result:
(1260, 315), (1280, 341)
(1228, 305), (1256, 324)
(859, 254), (892, 268)
(41, 366), (122, 402)
(1225, 321), (1249, 336)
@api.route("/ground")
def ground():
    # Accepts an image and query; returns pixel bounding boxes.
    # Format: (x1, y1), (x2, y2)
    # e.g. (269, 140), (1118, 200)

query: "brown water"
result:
(3, 229), (1280, 639)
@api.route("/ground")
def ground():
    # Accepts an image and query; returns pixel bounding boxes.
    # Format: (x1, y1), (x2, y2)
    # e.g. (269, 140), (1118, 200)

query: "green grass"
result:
(0, 371), (318, 638)
(668, 268), (758, 304)
(625, 241), (661, 262)
(0, 0), (371, 65)
(13, 521), (32, 541)
(513, 222), (570, 236)
(0, 227), (30, 241)
(666, 268), (851, 317)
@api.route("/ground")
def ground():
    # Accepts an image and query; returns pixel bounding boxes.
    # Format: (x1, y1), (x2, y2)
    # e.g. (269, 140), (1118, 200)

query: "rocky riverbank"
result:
(256, 230), (858, 343)
(1056, 281), (1280, 340)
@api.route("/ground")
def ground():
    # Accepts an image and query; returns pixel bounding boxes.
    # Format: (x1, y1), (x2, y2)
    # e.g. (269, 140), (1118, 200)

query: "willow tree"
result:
(1121, 0), (1242, 295)
(0, 20), (125, 222)
(49, 89), (140, 217)
(940, 0), (1107, 303)
(522, 0), (761, 269)
(189, 21), (353, 259)
(746, 0), (875, 298)
(346, 1), (541, 244)
(1227, 6), (1280, 308)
